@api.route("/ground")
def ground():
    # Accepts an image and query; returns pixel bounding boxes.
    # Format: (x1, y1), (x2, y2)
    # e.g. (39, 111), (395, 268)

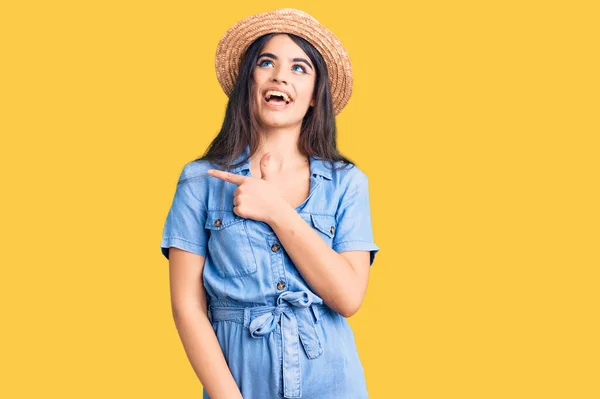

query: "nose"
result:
(270, 66), (288, 84)
(271, 76), (287, 84)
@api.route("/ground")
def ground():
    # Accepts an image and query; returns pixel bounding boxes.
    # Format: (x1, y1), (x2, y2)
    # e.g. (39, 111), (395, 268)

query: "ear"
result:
(310, 98), (315, 107)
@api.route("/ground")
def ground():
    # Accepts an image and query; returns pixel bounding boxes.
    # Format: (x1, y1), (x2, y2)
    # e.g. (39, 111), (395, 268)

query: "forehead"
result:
(261, 34), (310, 59)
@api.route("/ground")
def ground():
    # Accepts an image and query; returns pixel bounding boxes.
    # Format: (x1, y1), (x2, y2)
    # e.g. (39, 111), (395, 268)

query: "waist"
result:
(208, 301), (332, 326)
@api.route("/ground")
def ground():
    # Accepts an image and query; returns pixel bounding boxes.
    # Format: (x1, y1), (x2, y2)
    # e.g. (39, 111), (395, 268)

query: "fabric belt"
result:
(209, 290), (326, 398)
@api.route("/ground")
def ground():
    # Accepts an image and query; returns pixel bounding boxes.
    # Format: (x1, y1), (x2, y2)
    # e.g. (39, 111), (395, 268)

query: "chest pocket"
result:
(205, 210), (258, 277)
(305, 214), (337, 247)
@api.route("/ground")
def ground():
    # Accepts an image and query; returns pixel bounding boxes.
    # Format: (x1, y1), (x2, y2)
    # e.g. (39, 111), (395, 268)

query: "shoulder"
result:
(177, 159), (215, 184)
(327, 161), (369, 194)
(171, 160), (218, 203)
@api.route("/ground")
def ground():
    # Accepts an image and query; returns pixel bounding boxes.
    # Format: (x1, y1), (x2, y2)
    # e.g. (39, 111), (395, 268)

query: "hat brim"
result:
(215, 8), (353, 115)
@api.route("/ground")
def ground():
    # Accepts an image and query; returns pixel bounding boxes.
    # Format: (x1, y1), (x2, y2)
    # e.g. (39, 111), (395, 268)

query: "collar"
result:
(228, 144), (333, 180)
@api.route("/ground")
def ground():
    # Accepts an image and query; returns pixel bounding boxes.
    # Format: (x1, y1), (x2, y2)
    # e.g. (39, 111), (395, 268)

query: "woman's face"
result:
(252, 34), (316, 129)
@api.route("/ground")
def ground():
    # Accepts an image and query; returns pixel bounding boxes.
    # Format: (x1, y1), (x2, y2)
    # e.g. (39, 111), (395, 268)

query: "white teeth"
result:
(265, 90), (291, 102)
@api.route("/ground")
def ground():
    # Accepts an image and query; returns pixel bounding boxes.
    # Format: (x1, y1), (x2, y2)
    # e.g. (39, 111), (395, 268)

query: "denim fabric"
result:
(161, 144), (379, 398)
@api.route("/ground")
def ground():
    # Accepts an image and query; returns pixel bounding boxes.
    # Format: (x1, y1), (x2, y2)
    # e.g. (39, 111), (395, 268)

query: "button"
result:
(271, 243), (280, 252)
(277, 281), (286, 290)
(214, 219), (222, 227)
(330, 226), (335, 234)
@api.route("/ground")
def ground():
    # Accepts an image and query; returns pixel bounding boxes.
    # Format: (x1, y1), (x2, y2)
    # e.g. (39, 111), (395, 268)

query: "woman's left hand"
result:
(207, 153), (289, 224)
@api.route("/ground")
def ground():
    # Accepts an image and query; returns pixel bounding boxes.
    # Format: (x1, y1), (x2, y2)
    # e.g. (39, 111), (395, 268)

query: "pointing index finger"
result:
(207, 169), (246, 185)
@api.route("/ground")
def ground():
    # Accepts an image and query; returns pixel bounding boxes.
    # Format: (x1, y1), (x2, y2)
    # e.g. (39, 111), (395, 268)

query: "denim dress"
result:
(161, 145), (380, 399)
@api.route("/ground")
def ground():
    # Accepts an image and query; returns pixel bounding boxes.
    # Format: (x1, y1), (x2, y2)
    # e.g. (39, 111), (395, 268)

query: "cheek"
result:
(253, 68), (269, 84)
(300, 83), (316, 105)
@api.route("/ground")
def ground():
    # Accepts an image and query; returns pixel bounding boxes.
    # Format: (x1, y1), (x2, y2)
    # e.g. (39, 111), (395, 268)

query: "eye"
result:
(292, 64), (307, 74)
(258, 59), (273, 68)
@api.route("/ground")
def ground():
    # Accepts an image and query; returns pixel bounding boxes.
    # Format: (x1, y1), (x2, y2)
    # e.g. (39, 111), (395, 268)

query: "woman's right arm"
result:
(168, 247), (243, 399)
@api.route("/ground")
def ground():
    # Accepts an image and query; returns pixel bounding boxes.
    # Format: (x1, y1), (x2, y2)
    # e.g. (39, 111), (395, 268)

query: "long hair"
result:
(194, 33), (355, 171)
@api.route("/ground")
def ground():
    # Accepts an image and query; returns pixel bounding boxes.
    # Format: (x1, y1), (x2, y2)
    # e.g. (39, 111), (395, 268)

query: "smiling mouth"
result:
(263, 90), (292, 105)
(266, 96), (289, 105)
(262, 96), (290, 110)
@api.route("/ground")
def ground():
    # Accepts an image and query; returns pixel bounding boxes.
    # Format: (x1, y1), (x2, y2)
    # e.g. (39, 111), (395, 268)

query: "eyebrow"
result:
(257, 52), (313, 71)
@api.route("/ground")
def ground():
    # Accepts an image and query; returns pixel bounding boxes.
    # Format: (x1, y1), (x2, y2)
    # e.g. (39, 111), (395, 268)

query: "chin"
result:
(261, 119), (295, 128)
(259, 113), (301, 128)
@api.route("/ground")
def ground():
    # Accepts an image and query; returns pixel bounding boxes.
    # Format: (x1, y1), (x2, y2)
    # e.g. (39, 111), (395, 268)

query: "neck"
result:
(252, 127), (308, 173)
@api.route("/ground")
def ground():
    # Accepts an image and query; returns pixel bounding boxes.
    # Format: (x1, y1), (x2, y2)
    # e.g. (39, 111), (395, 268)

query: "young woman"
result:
(161, 8), (380, 399)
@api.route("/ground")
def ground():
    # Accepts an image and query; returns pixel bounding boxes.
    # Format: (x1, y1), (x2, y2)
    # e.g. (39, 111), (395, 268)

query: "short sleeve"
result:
(332, 171), (380, 266)
(160, 163), (209, 260)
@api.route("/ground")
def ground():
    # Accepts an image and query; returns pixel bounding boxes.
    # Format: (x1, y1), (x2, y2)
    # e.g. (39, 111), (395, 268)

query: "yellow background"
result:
(1, 1), (598, 398)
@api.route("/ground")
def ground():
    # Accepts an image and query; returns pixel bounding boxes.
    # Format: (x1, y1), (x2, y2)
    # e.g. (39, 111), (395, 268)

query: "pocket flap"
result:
(310, 214), (336, 238)
(205, 210), (243, 230)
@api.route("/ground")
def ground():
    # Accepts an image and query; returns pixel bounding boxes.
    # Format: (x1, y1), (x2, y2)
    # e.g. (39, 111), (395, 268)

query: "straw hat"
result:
(215, 8), (353, 115)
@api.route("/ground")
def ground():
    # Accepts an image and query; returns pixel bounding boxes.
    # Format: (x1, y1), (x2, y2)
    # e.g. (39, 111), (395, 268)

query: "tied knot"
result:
(249, 291), (313, 338)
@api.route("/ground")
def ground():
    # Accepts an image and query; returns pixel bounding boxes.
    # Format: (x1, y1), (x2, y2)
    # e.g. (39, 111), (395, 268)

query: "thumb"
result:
(259, 153), (273, 180)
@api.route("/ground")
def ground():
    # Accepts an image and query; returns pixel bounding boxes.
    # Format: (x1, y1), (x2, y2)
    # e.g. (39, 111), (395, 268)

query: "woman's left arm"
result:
(207, 163), (379, 317)
(268, 205), (370, 317)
